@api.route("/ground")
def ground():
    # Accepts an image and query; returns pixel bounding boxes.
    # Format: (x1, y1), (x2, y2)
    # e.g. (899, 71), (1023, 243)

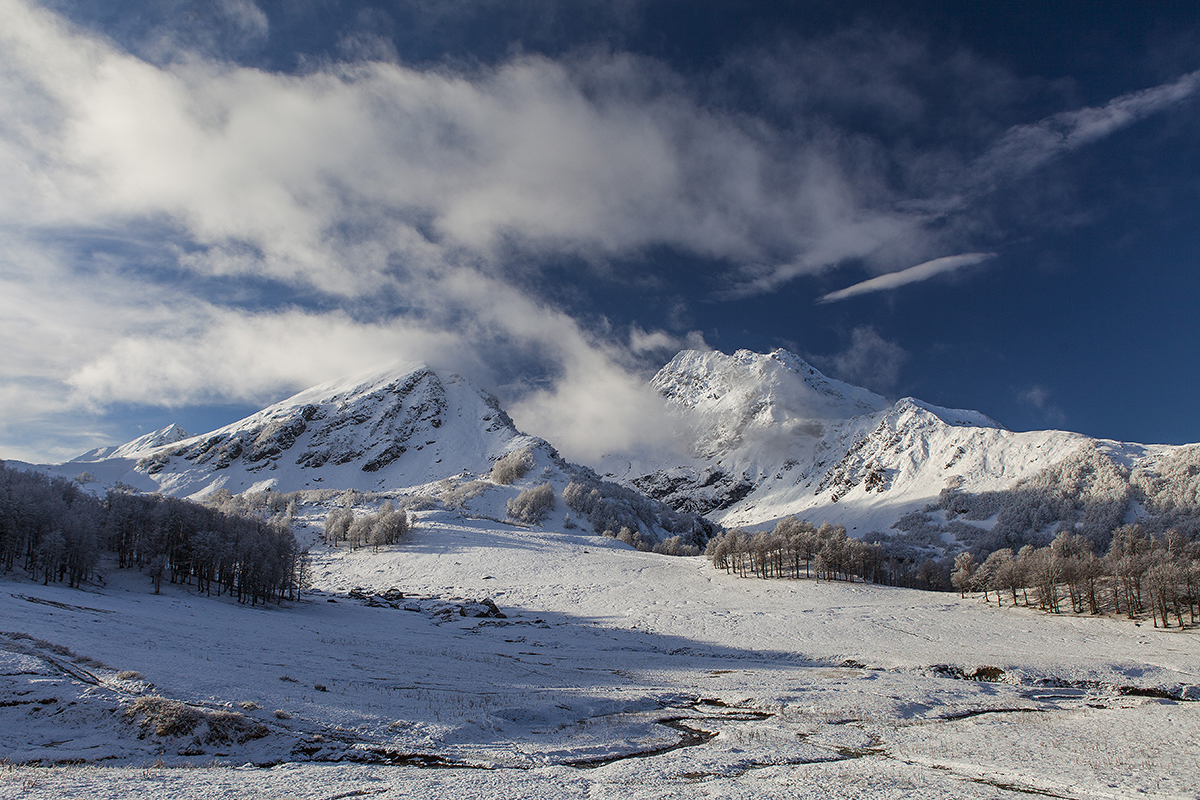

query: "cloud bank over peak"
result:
(1, 0), (1197, 461)
(0, 0), (926, 460)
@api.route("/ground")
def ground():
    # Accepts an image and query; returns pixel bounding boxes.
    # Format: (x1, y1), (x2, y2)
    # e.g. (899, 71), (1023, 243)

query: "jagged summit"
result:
(650, 348), (890, 462)
(602, 346), (1108, 534)
(66, 362), (535, 498)
(655, 348), (889, 421)
(70, 423), (191, 462)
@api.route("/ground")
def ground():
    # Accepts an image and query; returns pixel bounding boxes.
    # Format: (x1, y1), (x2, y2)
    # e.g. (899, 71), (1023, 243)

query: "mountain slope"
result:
(39, 362), (710, 546)
(30, 348), (1200, 555)
(70, 423), (191, 462)
(602, 348), (1184, 548)
(63, 362), (533, 498)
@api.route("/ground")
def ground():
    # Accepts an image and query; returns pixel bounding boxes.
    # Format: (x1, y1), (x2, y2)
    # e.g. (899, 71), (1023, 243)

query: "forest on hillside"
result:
(0, 462), (304, 605)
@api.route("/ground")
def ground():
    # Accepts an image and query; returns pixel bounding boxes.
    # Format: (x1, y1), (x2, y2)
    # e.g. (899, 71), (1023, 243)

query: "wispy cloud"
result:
(0, 0), (1197, 462)
(827, 326), (908, 394)
(817, 253), (996, 304)
(754, 63), (1200, 300)
(976, 69), (1200, 185)
(1018, 384), (1066, 426)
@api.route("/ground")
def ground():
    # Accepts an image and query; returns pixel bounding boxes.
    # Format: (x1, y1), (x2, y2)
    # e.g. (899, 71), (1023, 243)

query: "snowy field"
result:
(3, 510), (1199, 799)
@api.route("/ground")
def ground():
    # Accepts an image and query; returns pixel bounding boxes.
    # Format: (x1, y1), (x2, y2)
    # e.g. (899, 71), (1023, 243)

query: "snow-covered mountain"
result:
(54, 362), (535, 498)
(31, 347), (1200, 553)
(70, 423), (192, 462)
(600, 348), (1182, 544)
(40, 361), (709, 545)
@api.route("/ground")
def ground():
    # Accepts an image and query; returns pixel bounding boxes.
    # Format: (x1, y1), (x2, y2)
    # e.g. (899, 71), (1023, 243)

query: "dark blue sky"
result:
(3, 0), (1199, 462)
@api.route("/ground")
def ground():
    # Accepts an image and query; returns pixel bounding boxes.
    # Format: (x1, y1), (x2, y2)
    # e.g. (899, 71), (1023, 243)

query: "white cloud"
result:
(827, 326), (908, 393)
(1, 0), (1196, 462)
(506, 344), (685, 463)
(66, 309), (466, 408)
(818, 253), (995, 304)
(1018, 384), (1066, 426)
(976, 69), (1200, 184)
(628, 325), (708, 356)
(0, 1), (940, 294)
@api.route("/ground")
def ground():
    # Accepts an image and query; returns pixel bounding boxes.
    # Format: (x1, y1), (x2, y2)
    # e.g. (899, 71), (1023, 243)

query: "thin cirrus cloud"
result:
(804, 70), (1200, 304)
(972, 69), (1200, 187)
(817, 253), (997, 304)
(727, 67), (1200, 300)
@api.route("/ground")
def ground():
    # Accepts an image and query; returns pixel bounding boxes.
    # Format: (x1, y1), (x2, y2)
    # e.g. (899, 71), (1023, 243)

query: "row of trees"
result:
(0, 462), (305, 605)
(323, 501), (410, 550)
(705, 519), (887, 584)
(953, 526), (1200, 628)
(705, 511), (1199, 629)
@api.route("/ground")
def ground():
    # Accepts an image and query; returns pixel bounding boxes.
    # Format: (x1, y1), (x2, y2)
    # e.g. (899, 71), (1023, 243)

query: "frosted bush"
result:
(443, 480), (490, 508)
(652, 534), (700, 556)
(507, 483), (555, 524)
(125, 697), (202, 738)
(491, 448), (534, 485)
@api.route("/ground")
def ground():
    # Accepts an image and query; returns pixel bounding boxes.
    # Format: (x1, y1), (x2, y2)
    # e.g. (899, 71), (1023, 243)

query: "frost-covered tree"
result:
(491, 447), (534, 485)
(951, 552), (977, 597)
(704, 519), (881, 583)
(507, 483), (555, 525)
(986, 548), (1020, 606)
(652, 535), (700, 556)
(324, 508), (354, 546)
(368, 501), (409, 550)
(562, 475), (716, 550)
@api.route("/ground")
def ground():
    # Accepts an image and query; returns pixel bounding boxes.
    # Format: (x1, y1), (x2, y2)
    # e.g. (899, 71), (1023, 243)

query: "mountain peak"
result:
(70, 423), (192, 462)
(63, 362), (532, 498)
(892, 397), (1004, 430)
(654, 347), (889, 422)
(619, 346), (1047, 528)
(278, 360), (432, 410)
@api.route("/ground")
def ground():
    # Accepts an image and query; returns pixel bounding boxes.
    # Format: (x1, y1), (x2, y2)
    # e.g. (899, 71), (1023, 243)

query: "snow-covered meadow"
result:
(3, 508), (1199, 799)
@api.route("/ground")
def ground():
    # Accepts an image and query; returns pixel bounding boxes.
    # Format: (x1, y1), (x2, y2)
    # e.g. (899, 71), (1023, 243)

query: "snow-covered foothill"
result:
(601, 349), (1200, 554)
(69, 424), (192, 463)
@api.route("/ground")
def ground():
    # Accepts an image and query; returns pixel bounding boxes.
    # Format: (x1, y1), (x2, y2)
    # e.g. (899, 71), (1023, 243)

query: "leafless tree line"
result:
(705, 519), (888, 583)
(0, 462), (305, 605)
(322, 500), (410, 550)
(953, 525), (1200, 628)
(704, 512), (1200, 630)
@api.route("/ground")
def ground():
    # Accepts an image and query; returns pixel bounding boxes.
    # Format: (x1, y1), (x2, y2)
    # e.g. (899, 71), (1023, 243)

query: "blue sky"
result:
(2, 0), (1199, 464)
